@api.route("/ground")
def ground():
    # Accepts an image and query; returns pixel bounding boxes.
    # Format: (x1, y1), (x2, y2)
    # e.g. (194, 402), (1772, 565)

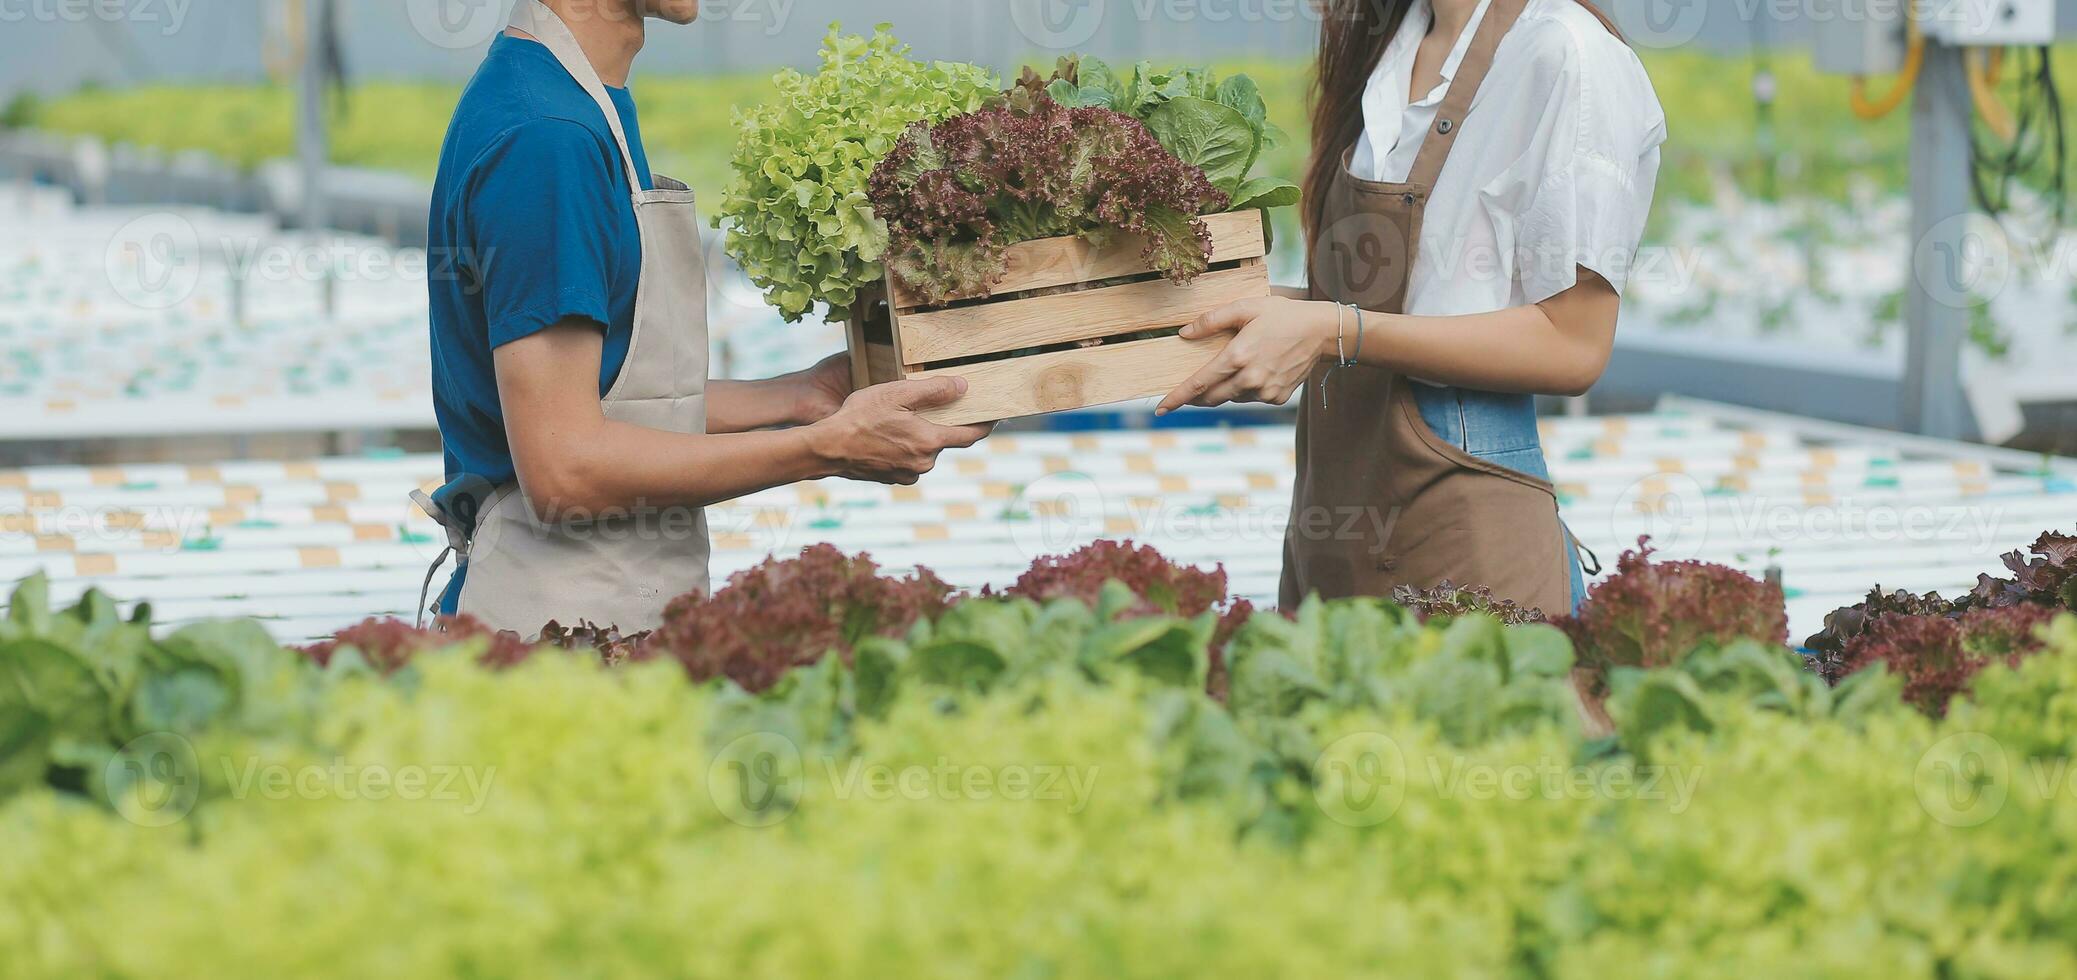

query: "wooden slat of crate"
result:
(888, 210), (1268, 309)
(861, 341), (902, 387)
(843, 317), (874, 391)
(896, 261), (1269, 366)
(904, 333), (1228, 425)
(846, 284), (908, 390)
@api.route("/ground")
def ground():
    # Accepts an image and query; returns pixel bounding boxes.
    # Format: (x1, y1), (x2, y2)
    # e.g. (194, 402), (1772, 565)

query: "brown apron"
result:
(1280, 0), (1571, 615)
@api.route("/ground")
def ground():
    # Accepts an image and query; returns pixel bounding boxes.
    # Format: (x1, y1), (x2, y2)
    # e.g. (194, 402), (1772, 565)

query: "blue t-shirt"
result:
(425, 33), (654, 613)
(428, 33), (653, 492)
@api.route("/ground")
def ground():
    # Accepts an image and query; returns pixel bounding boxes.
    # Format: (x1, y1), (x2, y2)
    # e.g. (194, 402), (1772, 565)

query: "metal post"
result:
(1900, 41), (1973, 440)
(296, 0), (335, 317)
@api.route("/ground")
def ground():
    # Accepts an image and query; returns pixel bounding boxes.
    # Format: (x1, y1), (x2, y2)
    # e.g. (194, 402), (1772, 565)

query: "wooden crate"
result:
(847, 210), (1271, 425)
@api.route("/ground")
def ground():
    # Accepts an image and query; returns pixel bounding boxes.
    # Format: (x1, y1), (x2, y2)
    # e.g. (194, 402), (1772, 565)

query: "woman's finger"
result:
(1194, 374), (1252, 409)
(1156, 352), (1241, 416)
(1177, 299), (1259, 341)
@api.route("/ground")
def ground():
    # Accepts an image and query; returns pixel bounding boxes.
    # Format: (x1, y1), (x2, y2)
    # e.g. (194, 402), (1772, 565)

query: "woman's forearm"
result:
(1300, 272), (1620, 397)
(1345, 304), (1609, 397)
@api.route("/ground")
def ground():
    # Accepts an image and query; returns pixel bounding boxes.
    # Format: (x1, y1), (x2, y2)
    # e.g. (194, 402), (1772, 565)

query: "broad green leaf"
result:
(0, 638), (106, 737)
(129, 668), (233, 734)
(70, 589), (121, 630)
(1094, 580), (1141, 623)
(1228, 175), (1301, 213)
(1085, 617), (1186, 668)
(1503, 624), (1577, 679)
(1027, 600), (1097, 670)
(1077, 58), (1126, 106)
(852, 637), (905, 718)
(1226, 636), (1327, 720)
(1213, 74), (1267, 131)
(7, 573), (51, 636)
(0, 711), (51, 796)
(1615, 671), (1715, 757)
(1437, 615), (1508, 672)
(1143, 96), (1257, 196)
(159, 620), (307, 731)
(1116, 624), (1205, 688)
(910, 639), (1008, 692)
(1401, 653), (1503, 745)
(1828, 662), (1905, 724)
(1046, 78), (1113, 110)
(1260, 120), (1290, 152)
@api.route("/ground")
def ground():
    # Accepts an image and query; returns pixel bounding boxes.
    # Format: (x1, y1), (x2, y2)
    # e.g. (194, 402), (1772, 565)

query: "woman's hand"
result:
(1155, 296), (1334, 415)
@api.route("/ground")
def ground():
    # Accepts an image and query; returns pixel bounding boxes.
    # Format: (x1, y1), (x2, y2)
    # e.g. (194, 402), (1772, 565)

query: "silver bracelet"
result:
(1323, 303), (1358, 410)
(1348, 303), (1364, 366)
(1334, 302), (1348, 366)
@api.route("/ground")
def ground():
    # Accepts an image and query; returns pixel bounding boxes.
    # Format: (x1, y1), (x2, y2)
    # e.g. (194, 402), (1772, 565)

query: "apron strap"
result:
(1405, 0), (1531, 191)
(1561, 520), (1602, 577)
(416, 545), (454, 631)
(410, 485), (485, 629)
(507, 0), (647, 192)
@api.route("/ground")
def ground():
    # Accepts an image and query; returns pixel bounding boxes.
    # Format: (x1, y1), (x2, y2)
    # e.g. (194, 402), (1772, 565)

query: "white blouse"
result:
(1349, 0), (1666, 314)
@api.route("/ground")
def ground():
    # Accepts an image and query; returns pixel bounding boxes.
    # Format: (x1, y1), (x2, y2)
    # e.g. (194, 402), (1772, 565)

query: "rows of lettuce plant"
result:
(2, 533), (2074, 977)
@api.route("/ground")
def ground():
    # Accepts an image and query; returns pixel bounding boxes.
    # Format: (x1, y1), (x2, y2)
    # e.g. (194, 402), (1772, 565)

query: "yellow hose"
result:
(1967, 47), (2018, 143)
(1850, 14), (1924, 121)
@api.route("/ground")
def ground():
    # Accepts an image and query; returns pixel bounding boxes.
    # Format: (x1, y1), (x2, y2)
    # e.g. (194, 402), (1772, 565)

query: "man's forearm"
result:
(518, 419), (834, 518)
(706, 377), (807, 433)
(496, 324), (865, 517)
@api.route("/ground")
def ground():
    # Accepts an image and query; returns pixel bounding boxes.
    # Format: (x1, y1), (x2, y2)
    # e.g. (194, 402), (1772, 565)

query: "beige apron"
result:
(1280, 0), (1572, 615)
(415, 0), (711, 636)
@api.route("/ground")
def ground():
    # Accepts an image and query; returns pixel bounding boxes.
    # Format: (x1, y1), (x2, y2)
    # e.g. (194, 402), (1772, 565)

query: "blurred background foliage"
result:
(13, 46), (2077, 231)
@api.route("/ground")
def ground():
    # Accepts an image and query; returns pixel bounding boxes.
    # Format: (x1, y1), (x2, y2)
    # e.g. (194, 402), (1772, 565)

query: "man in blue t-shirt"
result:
(426, 0), (989, 624)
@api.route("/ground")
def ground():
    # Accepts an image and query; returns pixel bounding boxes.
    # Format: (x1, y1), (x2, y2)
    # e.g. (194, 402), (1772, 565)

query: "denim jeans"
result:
(1410, 383), (1588, 613)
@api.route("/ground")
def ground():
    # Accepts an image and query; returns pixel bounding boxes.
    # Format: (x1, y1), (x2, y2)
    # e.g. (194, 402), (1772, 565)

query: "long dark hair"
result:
(1302, 0), (1622, 245)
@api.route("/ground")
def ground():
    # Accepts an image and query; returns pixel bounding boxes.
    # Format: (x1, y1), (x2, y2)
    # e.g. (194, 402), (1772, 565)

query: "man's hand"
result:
(805, 377), (994, 485)
(786, 352), (855, 426)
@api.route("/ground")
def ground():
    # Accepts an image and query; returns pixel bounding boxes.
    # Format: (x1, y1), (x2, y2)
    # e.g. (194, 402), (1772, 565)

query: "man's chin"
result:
(647, 1), (699, 24)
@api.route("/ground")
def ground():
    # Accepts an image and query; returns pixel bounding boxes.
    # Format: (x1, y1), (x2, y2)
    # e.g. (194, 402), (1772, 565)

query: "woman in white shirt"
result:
(1156, 0), (1665, 614)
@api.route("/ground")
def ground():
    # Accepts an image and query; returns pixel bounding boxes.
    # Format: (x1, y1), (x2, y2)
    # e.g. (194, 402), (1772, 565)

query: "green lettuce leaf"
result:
(1142, 96), (1257, 196)
(1229, 175), (1301, 213)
